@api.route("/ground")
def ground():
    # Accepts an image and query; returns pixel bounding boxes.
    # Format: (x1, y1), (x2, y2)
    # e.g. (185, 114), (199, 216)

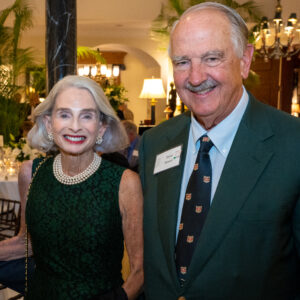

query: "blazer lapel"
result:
(185, 96), (275, 285)
(156, 115), (190, 289)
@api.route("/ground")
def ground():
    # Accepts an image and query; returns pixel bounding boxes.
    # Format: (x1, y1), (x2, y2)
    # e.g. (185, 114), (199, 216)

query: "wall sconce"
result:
(139, 78), (166, 125)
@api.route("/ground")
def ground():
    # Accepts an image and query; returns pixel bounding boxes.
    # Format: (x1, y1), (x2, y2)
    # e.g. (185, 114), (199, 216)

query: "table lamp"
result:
(139, 78), (166, 125)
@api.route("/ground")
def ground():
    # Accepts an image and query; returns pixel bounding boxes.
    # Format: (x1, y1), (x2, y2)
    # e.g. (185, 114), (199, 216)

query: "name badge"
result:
(154, 145), (182, 174)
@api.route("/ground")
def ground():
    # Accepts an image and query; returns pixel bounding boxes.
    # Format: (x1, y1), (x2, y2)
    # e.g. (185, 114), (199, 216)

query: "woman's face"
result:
(45, 87), (106, 156)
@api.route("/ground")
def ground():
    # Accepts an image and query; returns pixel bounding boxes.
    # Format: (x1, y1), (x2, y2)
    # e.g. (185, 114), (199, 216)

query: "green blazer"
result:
(139, 94), (300, 300)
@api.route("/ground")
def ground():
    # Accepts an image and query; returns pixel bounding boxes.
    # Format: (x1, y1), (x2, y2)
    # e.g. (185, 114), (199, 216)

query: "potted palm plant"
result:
(0, 0), (35, 143)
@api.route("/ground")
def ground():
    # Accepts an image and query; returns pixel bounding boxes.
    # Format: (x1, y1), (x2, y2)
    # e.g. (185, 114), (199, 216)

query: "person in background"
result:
(123, 104), (134, 121)
(21, 120), (34, 137)
(121, 120), (140, 172)
(139, 2), (300, 299)
(118, 103), (134, 121)
(117, 104), (125, 120)
(0, 75), (143, 300)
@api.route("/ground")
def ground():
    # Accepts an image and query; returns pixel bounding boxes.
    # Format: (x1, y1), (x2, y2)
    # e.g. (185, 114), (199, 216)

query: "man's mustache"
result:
(185, 78), (218, 93)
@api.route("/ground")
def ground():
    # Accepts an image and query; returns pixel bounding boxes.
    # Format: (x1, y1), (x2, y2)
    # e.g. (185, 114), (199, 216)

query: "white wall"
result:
(121, 55), (158, 125)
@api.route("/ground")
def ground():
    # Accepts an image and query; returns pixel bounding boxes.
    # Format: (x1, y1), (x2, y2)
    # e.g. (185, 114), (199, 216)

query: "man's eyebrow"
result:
(201, 50), (225, 59)
(171, 56), (190, 62)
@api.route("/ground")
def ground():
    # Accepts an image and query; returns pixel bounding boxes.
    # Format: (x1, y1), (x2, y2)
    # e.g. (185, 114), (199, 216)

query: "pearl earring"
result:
(48, 132), (54, 141)
(96, 136), (103, 145)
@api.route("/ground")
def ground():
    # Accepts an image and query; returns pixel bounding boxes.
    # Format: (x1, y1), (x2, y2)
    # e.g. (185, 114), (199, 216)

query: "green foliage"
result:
(77, 46), (106, 64)
(29, 65), (46, 96)
(0, 94), (30, 144)
(0, 0), (35, 94)
(104, 84), (128, 111)
(151, 0), (262, 40)
(0, 65), (19, 98)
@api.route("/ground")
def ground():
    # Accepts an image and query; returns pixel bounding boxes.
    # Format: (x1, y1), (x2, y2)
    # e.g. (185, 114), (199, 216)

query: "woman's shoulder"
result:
(18, 159), (33, 186)
(119, 168), (141, 193)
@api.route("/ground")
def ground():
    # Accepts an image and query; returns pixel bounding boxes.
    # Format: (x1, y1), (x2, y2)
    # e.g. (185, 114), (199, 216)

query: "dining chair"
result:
(0, 198), (21, 240)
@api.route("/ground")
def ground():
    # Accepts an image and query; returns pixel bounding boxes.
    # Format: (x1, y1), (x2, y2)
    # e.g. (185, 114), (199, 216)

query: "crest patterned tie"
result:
(175, 134), (214, 284)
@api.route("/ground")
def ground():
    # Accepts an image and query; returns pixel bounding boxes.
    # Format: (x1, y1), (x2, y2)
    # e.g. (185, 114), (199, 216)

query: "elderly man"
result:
(139, 2), (300, 300)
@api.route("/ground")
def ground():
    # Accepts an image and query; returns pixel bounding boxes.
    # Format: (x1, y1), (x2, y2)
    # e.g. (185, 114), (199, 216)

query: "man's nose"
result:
(188, 62), (207, 86)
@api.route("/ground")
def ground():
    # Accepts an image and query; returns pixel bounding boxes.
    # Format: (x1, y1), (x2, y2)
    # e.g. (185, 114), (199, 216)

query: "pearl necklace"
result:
(53, 152), (102, 185)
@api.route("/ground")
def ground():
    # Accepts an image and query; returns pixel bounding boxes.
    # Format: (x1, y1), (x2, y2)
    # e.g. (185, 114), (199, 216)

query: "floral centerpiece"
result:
(104, 84), (128, 112)
(7, 134), (45, 162)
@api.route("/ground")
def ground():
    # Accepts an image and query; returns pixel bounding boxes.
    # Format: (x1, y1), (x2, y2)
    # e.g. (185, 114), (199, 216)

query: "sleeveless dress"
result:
(25, 156), (126, 299)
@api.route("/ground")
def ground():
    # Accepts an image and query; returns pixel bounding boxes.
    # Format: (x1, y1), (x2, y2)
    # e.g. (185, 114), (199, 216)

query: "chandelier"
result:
(253, 0), (300, 61)
(77, 63), (121, 87)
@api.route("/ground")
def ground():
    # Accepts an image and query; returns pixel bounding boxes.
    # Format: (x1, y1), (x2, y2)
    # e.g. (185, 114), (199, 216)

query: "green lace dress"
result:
(26, 156), (126, 299)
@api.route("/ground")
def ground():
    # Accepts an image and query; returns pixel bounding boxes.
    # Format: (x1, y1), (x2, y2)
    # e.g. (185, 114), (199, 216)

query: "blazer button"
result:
(178, 297), (186, 300)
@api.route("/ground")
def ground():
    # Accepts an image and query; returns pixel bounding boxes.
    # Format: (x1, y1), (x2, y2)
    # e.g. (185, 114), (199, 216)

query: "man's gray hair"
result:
(28, 75), (128, 153)
(169, 2), (249, 58)
(122, 120), (138, 135)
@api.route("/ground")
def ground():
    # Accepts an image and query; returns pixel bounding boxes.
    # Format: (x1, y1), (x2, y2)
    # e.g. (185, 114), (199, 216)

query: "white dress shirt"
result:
(176, 87), (249, 238)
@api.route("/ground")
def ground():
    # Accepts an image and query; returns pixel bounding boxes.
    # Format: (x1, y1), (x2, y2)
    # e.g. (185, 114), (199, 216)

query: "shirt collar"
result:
(191, 86), (249, 157)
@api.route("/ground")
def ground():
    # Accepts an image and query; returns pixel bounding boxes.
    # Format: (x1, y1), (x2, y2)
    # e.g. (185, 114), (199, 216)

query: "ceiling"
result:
(1, 0), (300, 38)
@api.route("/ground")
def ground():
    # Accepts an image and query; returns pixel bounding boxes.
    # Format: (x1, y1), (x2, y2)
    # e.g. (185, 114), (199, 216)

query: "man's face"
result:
(170, 9), (253, 129)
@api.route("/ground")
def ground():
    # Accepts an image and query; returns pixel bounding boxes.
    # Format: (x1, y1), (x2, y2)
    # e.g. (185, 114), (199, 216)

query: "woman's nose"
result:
(69, 118), (81, 132)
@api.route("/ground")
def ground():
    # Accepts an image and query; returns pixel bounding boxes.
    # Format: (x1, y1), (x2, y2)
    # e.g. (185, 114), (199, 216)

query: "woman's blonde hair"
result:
(28, 75), (128, 153)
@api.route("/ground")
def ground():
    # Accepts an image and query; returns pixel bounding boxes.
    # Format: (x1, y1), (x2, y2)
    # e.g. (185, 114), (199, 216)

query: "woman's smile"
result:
(63, 134), (86, 144)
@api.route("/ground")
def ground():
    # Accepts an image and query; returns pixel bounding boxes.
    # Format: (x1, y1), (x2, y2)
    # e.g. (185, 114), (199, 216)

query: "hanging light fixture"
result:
(100, 64), (107, 76)
(253, 0), (300, 61)
(112, 65), (120, 77)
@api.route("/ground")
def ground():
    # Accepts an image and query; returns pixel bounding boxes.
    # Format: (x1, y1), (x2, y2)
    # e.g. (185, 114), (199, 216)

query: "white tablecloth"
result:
(0, 176), (20, 201)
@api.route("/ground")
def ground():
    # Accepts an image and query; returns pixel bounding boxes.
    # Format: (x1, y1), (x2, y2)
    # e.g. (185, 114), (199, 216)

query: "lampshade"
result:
(139, 78), (166, 99)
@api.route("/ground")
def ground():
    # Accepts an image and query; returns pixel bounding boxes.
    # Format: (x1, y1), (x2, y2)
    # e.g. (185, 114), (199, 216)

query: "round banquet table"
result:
(0, 176), (20, 201)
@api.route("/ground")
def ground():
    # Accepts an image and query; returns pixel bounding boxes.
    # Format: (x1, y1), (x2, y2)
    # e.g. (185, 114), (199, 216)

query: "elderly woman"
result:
(1, 75), (143, 299)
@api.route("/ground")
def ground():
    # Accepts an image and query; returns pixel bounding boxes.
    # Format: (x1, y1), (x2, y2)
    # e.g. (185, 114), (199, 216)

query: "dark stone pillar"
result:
(46, 0), (77, 93)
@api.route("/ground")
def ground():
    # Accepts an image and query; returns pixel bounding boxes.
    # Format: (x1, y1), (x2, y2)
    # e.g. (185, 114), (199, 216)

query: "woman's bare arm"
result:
(0, 160), (33, 261)
(119, 169), (144, 300)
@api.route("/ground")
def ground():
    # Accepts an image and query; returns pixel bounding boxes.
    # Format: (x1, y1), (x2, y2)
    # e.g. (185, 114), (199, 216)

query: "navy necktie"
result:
(175, 134), (214, 284)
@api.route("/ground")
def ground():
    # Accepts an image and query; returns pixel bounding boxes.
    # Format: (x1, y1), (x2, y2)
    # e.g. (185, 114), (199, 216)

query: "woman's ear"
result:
(43, 115), (52, 133)
(98, 123), (107, 138)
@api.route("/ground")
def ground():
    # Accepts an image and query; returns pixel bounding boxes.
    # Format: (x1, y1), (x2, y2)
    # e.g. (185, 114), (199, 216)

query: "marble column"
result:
(46, 0), (77, 92)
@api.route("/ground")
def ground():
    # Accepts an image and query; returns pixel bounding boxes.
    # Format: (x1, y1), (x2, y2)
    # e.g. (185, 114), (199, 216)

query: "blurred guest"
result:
(123, 104), (134, 121)
(21, 120), (34, 137)
(118, 103), (134, 121)
(121, 120), (140, 172)
(0, 75), (143, 300)
(117, 105), (125, 120)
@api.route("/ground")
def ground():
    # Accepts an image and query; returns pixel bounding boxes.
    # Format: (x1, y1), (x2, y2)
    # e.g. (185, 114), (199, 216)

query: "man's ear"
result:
(240, 44), (254, 79)
(43, 115), (52, 133)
